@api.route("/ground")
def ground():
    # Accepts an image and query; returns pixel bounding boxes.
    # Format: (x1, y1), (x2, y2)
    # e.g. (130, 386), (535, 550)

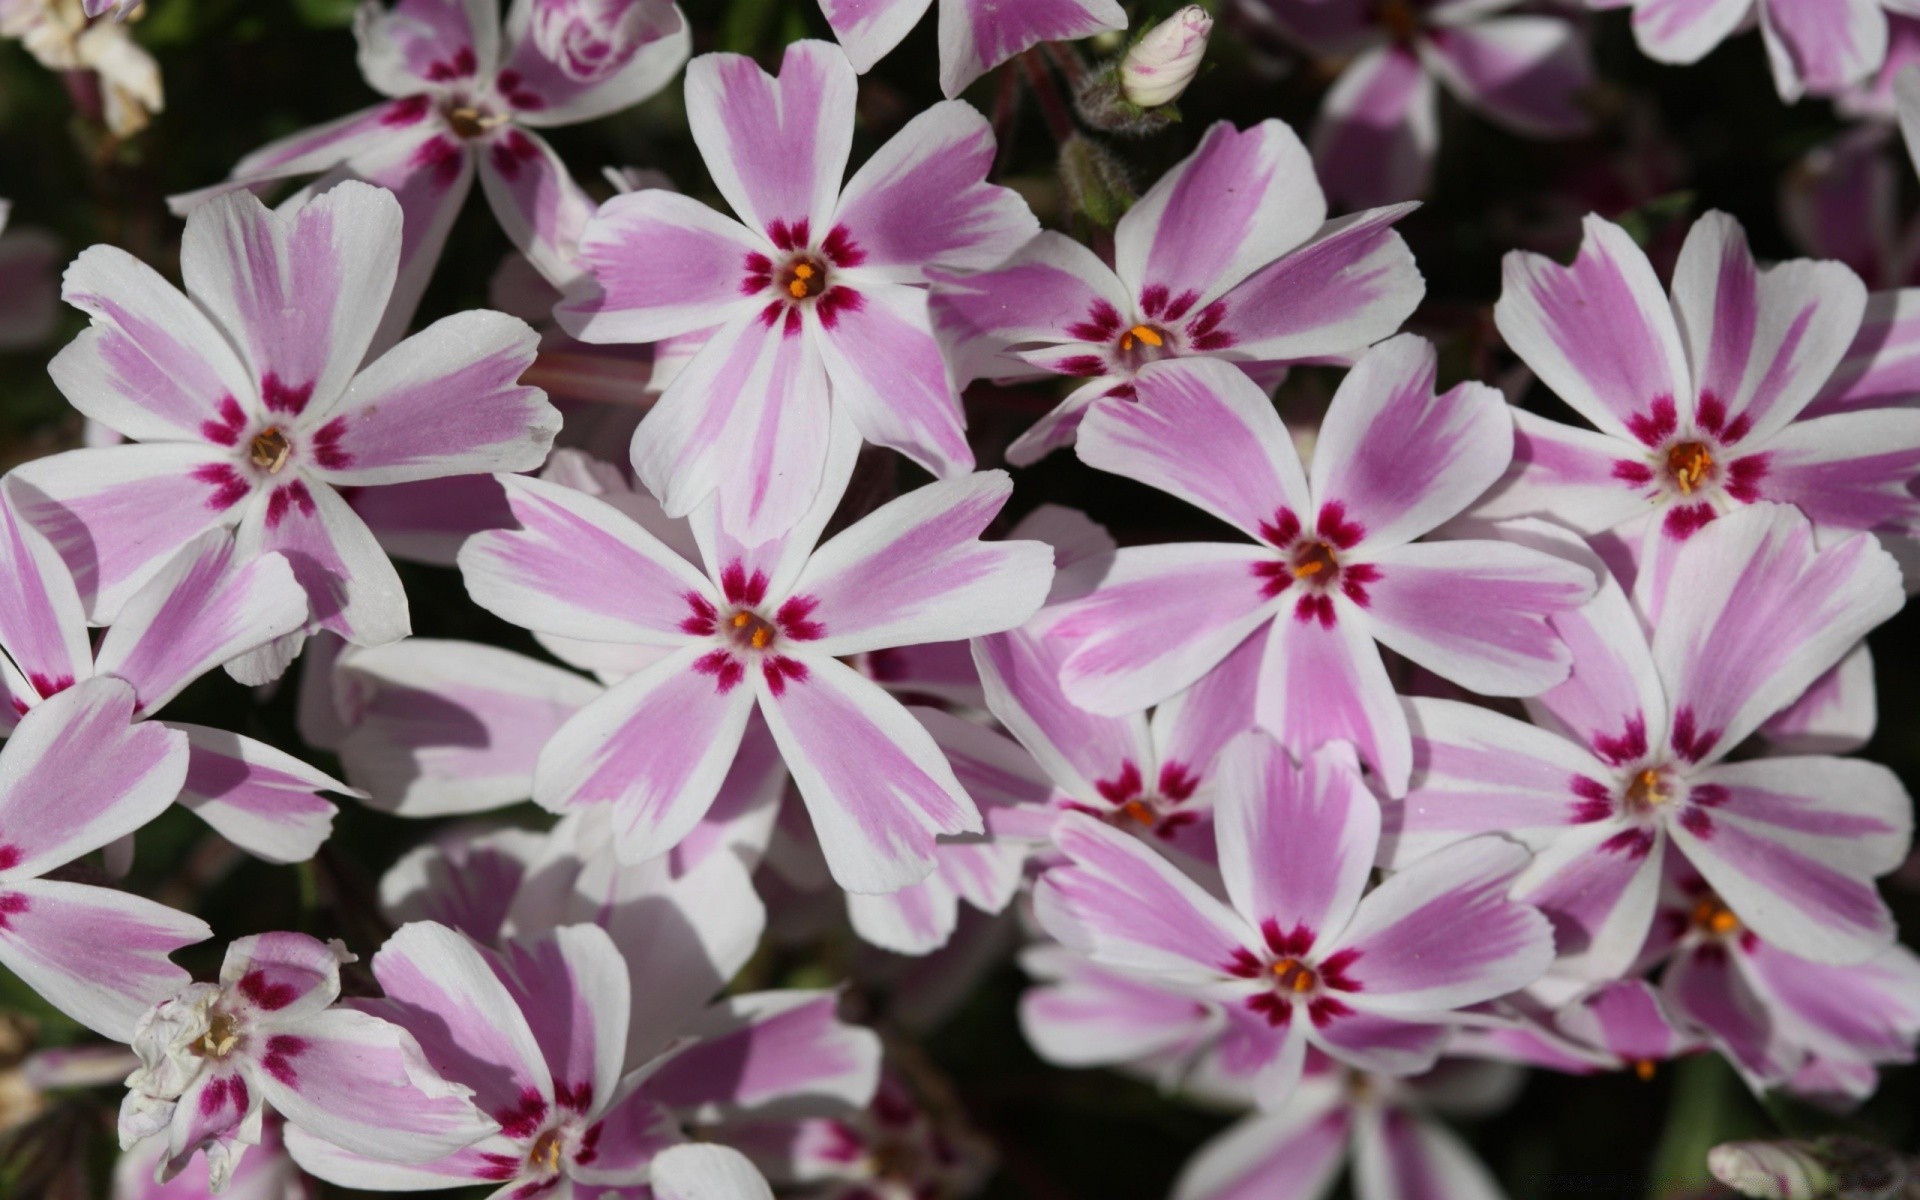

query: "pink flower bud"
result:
(1119, 6), (1213, 109)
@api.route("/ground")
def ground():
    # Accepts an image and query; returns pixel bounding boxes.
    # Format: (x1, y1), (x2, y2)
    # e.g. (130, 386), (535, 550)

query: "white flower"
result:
(1120, 5), (1211, 108)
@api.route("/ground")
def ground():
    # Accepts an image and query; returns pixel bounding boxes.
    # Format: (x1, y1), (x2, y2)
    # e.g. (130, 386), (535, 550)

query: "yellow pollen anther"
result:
(192, 1012), (241, 1059)
(1270, 958), (1317, 993)
(1120, 800), (1157, 826)
(751, 626), (771, 649)
(1625, 767), (1668, 809)
(1123, 324), (1164, 350)
(248, 428), (291, 474)
(732, 613), (751, 628)
(1632, 1059), (1657, 1082)
(1293, 560), (1325, 578)
(1691, 898), (1740, 937)
(1666, 441), (1714, 495)
(529, 1131), (563, 1173)
(1290, 542), (1339, 581)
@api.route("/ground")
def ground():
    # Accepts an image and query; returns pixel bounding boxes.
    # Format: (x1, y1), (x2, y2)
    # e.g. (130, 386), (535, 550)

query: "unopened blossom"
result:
(0, 202), (58, 350)
(171, 0), (688, 343)
(1649, 871), (1920, 1103)
(1035, 731), (1555, 1106)
(458, 418), (1053, 892)
(9, 183), (558, 677)
(0, 504), (348, 862)
(1121, 7), (1212, 108)
(0, 0), (162, 136)
(1045, 339), (1594, 795)
(817, 0), (1125, 97)
(1241, 0), (1594, 207)
(1385, 503), (1909, 987)
(0, 678), (209, 1041)
(286, 921), (880, 1194)
(119, 933), (494, 1191)
(1602, 0), (1904, 103)
(931, 118), (1423, 463)
(1173, 1057), (1521, 1200)
(558, 40), (1039, 541)
(1478, 211), (1920, 573)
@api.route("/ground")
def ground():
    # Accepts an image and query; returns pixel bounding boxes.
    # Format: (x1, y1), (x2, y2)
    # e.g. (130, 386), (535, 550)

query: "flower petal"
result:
(557, 190), (763, 343)
(0, 879), (206, 1041)
(928, 231), (1129, 385)
(354, 0), (501, 96)
(973, 630), (1153, 804)
(488, 924), (630, 1122)
(640, 990), (881, 1120)
(0, 495), (91, 703)
(1312, 45), (1437, 208)
(650, 1144), (776, 1200)
(1211, 204), (1423, 363)
(936, 0), (1126, 98)
(1256, 598), (1410, 796)
(820, 0), (935, 71)
(814, 281), (974, 479)
(1172, 1103), (1349, 1200)
(1019, 944), (1224, 1069)
(1351, 1106), (1506, 1200)
(1421, 17), (1594, 137)
(234, 477), (409, 650)
(170, 725), (344, 864)
(496, 3), (690, 125)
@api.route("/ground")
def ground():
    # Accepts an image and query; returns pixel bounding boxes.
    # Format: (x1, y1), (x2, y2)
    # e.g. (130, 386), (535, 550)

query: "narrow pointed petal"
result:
(0, 497), (91, 700)
(1114, 119), (1325, 308)
(533, 645), (757, 864)
(1211, 204), (1424, 363)
(1328, 836), (1553, 1012)
(171, 725), (344, 864)
(760, 655), (981, 893)
(1351, 1107), (1506, 1200)
(1081, 357), (1312, 542)
(0, 879), (207, 1042)
(685, 41), (856, 240)
(1033, 812), (1254, 982)
(1214, 734), (1378, 953)
(1019, 945), (1224, 1068)
(1494, 215), (1693, 442)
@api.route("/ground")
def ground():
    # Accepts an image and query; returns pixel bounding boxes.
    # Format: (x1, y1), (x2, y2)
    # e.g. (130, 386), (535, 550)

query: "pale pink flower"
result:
(817, 0), (1126, 97)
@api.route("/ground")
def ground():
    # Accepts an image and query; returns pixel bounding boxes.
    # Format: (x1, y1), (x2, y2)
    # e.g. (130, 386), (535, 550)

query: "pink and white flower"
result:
(0, 500), (349, 863)
(1478, 210), (1920, 574)
(1240, 0), (1594, 207)
(1600, 0), (1903, 103)
(118, 932), (494, 1191)
(817, 0), (1126, 98)
(113, 1115), (309, 1200)
(557, 40), (1039, 541)
(457, 418), (1054, 892)
(9, 183), (559, 676)
(1385, 502), (1910, 985)
(1045, 339), (1594, 795)
(930, 119), (1423, 463)
(0, 678), (210, 1041)
(1034, 730), (1555, 1107)
(170, 0), (688, 341)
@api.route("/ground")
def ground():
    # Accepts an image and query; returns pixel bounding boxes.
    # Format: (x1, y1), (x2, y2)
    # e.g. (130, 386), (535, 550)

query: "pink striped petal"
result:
(233, 476), (409, 649)
(1213, 735), (1377, 955)
(1759, 643), (1875, 754)
(1311, 335), (1514, 549)
(1327, 836), (1552, 1012)
(1808, 289), (1920, 417)
(1471, 409), (1654, 535)
(172, 725), (344, 864)
(1312, 45), (1437, 208)
(365, 920), (554, 1126)
(1650, 504), (1901, 765)
(641, 990), (881, 1119)
(650, 1144), (775, 1200)
(1033, 812), (1255, 981)
(937, 0), (1126, 98)
(814, 281), (974, 479)
(1556, 980), (1692, 1064)
(338, 639), (599, 816)
(1512, 820), (1666, 981)
(759, 655), (981, 893)
(1212, 204), (1423, 363)
(533, 645), (757, 863)
(354, 0), (501, 96)
(1630, 0), (1750, 63)
(1172, 1103), (1349, 1200)
(52, 244), (258, 443)
(0, 879), (207, 1041)
(382, 826), (544, 942)
(1779, 128), (1898, 289)
(1662, 943), (1788, 1086)
(488, 925), (630, 1122)
(833, 100), (1039, 280)
(1150, 627), (1267, 799)
(973, 630), (1152, 803)
(847, 869), (964, 954)
(496, 5), (689, 126)
(1741, 940), (1920, 1069)
(1019, 945), (1224, 1068)
(0, 677), (187, 876)
(1757, 408), (1920, 536)
(788, 470), (1050, 655)
(927, 231), (1129, 385)
(353, 475), (513, 569)
(0, 496), (90, 702)
(1256, 599), (1409, 796)
(285, 1129), (529, 1191)
(315, 310), (557, 486)
(1115, 120), (1325, 310)
(686, 41), (855, 241)
(1759, 0), (1887, 102)
(1359, 539), (1591, 697)
(95, 532), (307, 716)
(1524, 563), (1668, 766)
(1494, 215), (1693, 442)
(180, 184), (400, 423)
(476, 127), (597, 285)
(462, 474), (713, 645)
(558, 190), (763, 343)
(1668, 211), (1868, 445)
(1351, 1106), (1504, 1200)
(821, 0), (935, 71)
(1310, 1011), (1453, 1080)
(1421, 17), (1594, 137)
(1083, 357), (1311, 542)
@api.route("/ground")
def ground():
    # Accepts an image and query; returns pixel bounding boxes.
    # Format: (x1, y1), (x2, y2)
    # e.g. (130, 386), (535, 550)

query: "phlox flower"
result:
(816, 0), (1125, 97)
(0, 201), (58, 351)
(1043, 338), (1594, 795)
(0, 678), (209, 1041)
(112, 1115), (306, 1200)
(171, 0), (687, 342)
(1601, 0), (1904, 103)
(457, 417), (1054, 892)
(0, 505), (349, 863)
(1385, 502), (1910, 987)
(1239, 0), (1594, 208)
(117, 933), (494, 1191)
(930, 118), (1423, 464)
(1476, 210), (1920, 579)
(556, 39), (1039, 541)
(1034, 730), (1555, 1107)
(9, 182), (559, 679)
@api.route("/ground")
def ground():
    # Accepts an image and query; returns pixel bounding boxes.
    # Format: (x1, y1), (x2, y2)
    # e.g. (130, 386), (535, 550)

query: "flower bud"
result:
(1120, 6), (1212, 109)
(1709, 1141), (1838, 1199)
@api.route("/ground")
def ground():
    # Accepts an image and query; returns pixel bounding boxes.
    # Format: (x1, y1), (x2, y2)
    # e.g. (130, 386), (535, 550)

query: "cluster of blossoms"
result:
(0, 0), (1918, 1198)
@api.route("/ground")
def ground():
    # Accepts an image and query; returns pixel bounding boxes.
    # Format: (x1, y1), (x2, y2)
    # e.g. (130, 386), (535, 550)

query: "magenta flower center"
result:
(1664, 440), (1714, 496)
(1270, 957), (1318, 994)
(726, 607), (780, 651)
(1290, 540), (1341, 587)
(780, 255), (829, 300)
